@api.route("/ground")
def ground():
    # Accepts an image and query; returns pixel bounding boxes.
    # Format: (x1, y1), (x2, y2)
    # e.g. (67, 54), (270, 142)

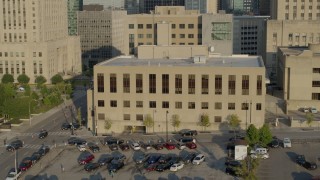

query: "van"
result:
(283, 138), (291, 148)
(250, 147), (268, 155)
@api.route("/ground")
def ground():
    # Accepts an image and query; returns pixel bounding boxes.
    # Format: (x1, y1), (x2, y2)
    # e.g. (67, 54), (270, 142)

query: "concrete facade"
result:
(277, 44), (320, 111)
(87, 50), (266, 134)
(0, 0), (82, 83)
(265, 20), (320, 81)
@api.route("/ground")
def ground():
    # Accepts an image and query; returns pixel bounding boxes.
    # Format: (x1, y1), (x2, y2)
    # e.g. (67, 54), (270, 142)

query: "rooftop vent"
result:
(193, 56), (206, 64)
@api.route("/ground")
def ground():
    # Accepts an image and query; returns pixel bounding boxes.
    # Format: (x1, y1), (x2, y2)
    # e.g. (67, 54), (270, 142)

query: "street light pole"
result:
(250, 101), (252, 124)
(246, 100), (248, 130)
(166, 111), (169, 142)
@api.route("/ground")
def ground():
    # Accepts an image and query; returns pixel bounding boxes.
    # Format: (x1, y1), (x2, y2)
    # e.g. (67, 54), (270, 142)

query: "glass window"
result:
(242, 75), (249, 95)
(215, 102), (222, 110)
(97, 73), (104, 92)
(228, 103), (235, 110)
(149, 74), (156, 93)
(188, 74), (195, 94)
(136, 114), (143, 121)
(110, 100), (117, 107)
(188, 24), (194, 29)
(188, 102), (195, 109)
(162, 101), (169, 108)
(175, 102), (182, 109)
(110, 74), (117, 93)
(256, 103), (262, 110)
(211, 22), (232, 40)
(136, 74), (143, 93)
(138, 24), (143, 29)
(228, 75), (236, 95)
(162, 74), (169, 94)
(215, 75), (222, 95)
(179, 24), (185, 29)
(124, 101), (130, 108)
(146, 24), (152, 29)
(149, 101), (156, 108)
(123, 74), (130, 93)
(129, 24), (134, 29)
(98, 100), (104, 107)
(136, 101), (143, 108)
(201, 102), (208, 109)
(124, 114), (130, 120)
(214, 116), (222, 123)
(202, 75), (208, 94)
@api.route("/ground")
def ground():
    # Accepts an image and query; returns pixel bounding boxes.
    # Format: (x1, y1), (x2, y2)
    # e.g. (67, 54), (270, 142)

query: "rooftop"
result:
(97, 55), (264, 68)
(279, 47), (308, 56)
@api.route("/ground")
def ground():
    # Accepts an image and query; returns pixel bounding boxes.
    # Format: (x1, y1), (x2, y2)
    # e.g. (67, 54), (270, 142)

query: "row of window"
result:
(0, 51), (42, 58)
(97, 73), (263, 96)
(98, 100), (262, 111)
(129, 23), (202, 30)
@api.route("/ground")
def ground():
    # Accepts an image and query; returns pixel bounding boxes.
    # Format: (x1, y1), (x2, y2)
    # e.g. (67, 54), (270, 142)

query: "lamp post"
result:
(245, 100), (248, 130)
(166, 111), (169, 142)
(94, 106), (97, 136)
(250, 101), (252, 124)
(153, 110), (157, 134)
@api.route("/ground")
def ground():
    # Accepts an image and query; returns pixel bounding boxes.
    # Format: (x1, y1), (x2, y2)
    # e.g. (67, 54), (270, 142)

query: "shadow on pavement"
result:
(291, 171), (313, 180)
(286, 151), (299, 163)
(25, 174), (58, 180)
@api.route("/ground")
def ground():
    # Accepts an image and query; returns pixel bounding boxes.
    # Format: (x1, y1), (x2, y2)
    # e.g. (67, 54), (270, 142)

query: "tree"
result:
(35, 76), (47, 88)
(143, 114), (154, 133)
(171, 114), (181, 132)
(2, 74), (14, 84)
(17, 74), (30, 84)
(306, 112), (314, 127)
(246, 124), (259, 146)
(258, 124), (273, 147)
(104, 118), (112, 133)
(51, 74), (63, 84)
(23, 84), (31, 96)
(228, 114), (241, 138)
(198, 113), (211, 131)
(77, 107), (82, 126)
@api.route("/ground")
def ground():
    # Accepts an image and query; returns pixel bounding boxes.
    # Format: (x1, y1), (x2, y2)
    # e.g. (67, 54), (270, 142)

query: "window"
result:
(201, 75), (209, 94)
(228, 103), (235, 110)
(138, 24), (143, 29)
(124, 114), (130, 120)
(98, 113), (105, 120)
(175, 102), (182, 109)
(188, 102), (195, 109)
(110, 74), (117, 93)
(312, 93), (320, 100)
(198, 24), (202, 29)
(138, 34), (144, 38)
(123, 74), (130, 93)
(313, 68), (320, 73)
(188, 34), (194, 38)
(179, 24), (185, 29)
(39, 52), (42, 57)
(215, 75), (222, 95)
(241, 103), (249, 110)
(172, 24), (176, 29)
(146, 24), (152, 29)
(172, 34), (176, 38)
(242, 75), (249, 95)
(211, 22), (232, 40)
(136, 101), (143, 108)
(215, 102), (222, 110)
(214, 116), (222, 123)
(134, 74), (143, 93)
(129, 24), (134, 29)
(136, 114), (143, 121)
(110, 100), (117, 107)
(313, 81), (320, 87)
(188, 24), (194, 29)
(146, 34), (152, 38)
(228, 75), (235, 95)
(188, 74), (195, 94)
(162, 101), (169, 108)
(149, 101), (156, 108)
(33, 52), (36, 57)
(124, 101), (130, 108)
(180, 34), (185, 38)
(97, 73), (104, 92)
(256, 103), (262, 110)
(98, 100), (105, 107)
(257, 75), (262, 95)
(162, 74), (169, 94)
(149, 74), (156, 93)
(201, 102), (208, 109)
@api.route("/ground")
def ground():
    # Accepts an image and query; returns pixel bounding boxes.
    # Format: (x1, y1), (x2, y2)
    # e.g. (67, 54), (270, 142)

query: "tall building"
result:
(184, 0), (218, 13)
(139, 0), (185, 13)
(233, 16), (269, 56)
(83, 0), (125, 9)
(220, 0), (260, 15)
(87, 46), (266, 134)
(77, 10), (127, 68)
(68, 0), (83, 35)
(259, 0), (270, 15)
(270, 0), (320, 20)
(125, 0), (139, 14)
(0, 0), (82, 83)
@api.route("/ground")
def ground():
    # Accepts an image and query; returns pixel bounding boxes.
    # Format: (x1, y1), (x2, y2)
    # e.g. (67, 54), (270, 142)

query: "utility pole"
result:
(250, 100), (252, 124)
(166, 111), (169, 142)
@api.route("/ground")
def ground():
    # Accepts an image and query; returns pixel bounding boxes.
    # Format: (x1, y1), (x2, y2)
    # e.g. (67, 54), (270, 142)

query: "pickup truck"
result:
(5, 168), (21, 180)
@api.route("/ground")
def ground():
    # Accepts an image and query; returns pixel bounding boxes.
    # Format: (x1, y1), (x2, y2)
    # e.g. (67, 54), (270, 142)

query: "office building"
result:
(277, 44), (320, 111)
(139, 0), (185, 14)
(83, 0), (125, 9)
(185, 0), (218, 13)
(220, 0), (260, 15)
(259, 0), (270, 15)
(68, 0), (83, 35)
(125, 0), (140, 14)
(87, 46), (266, 134)
(233, 16), (269, 56)
(0, 0), (82, 83)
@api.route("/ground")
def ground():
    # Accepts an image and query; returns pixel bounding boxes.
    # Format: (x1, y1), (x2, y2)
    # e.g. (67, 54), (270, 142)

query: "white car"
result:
(192, 154), (205, 165)
(170, 162), (184, 171)
(283, 138), (292, 148)
(310, 107), (318, 114)
(250, 152), (269, 159)
(131, 142), (141, 150)
(176, 143), (187, 150)
(77, 144), (86, 152)
(5, 170), (21, 180)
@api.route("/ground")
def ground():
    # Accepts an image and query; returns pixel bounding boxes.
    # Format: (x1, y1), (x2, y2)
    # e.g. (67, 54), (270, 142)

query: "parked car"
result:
(131, 142), (141, 150)
(159, 155), (172, 164)
(268, 139), (280, 148)
(77, 145), (86, 152)
(38, 146), (50, 156)
(181, 130), (198, 137)
(170, 162), (184, 172)
(5, 168), (21, 180)
(283, 138), (292, 148)
(145, 163), (158, 172)
(113, 153), (126, 161)
(68, 137), (87, 146)
(301, 107), (310, 113)
(310, 107), (318, 114)
(104, 137), (119, 145)
(6, 140), (23, 152)
(250, 152), (269, 159)
(61, 123), (71, 130)
(38, 130), (48, 139)
(156, 163), (171, 172)
(134, 153), (149, 164)
(181, 152), (197, 164)
(71, 122), (80, 130)
(192, 154), (205, 165)
(98, 155), (114, 166)
(168, 156), (181, 166)
(19, 159), (32, 171)
(107, 160), (124, 173)
(78, 152), (95, 165)
(109, 144), (119, 151)
(296, 155), (306, 164)
(186, 142), (197, 149)
(147, 154), (161, 164)
(84, 163), (100, 172)
(179, 137), (196, 144)
(153, 143), (164, 150)
(30, 152), (41, 164)
(141, 141), (152, 150)
(225, 160), (242, 167)
(118, 141), (130, 151)
(225, 166), (242, 177)
(296, 155), (317, 170)
(176, 143), (187, 150)
(164, 142), (176, 150)
(88, 142), (100, 153)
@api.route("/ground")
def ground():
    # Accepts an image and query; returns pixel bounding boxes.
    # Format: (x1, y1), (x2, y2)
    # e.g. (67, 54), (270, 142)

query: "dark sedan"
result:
(268, 139), (280, 148)
(88, 142), (100, 153)
(38, 130), (48, 139)
(156, 163), (171, 172)
(107, 160), (124, 173)
(31, 152), (41, 164)
(181, 152), (197, 164)
(134, 154), (149, 164)
(61, 123), (71, 130)
(68, 137), (87, 146)
(6, 140), (23, 152)
(38, 146), (50, 156)
(158, 155), (172, 164)
(109, 144), (119, 151)
(167, 156), (181, 165)
(153, 143), (164, 150)
(98, 155), (114, 166)
(225, 160), (242, 167)
(118, 142), (130, 151)
(147, 154), (161, 164)
(84, 163), (100, 172)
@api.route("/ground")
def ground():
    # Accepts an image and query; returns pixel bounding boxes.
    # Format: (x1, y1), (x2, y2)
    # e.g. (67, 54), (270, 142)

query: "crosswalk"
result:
(0, 144), (54, 149)
(17, 131), (71, 137)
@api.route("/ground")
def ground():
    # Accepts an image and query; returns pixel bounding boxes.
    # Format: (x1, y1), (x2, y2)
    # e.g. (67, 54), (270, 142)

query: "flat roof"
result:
(279, 47), (308, 56)
(97, 55), (264, 68)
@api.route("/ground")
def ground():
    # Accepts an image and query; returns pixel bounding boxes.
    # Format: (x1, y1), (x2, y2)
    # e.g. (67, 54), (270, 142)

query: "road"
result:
(0, 89), (88, 178)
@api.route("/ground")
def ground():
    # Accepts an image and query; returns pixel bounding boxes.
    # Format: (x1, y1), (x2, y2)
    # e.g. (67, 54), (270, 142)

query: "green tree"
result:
(171, 114), (181, 132)
(51, 74), (63, 84)
(2, 74), (14, 84)
(306, 112), (314, 127)
(258, 124), (273, 147)
(143, 114), (154, 133)
(198, 113), (211, 131)
(17, 74), (30, 84)
(246, 124), (260, 146)
(23, 84), (31, 96)
(228, 114), (241, 138)
(40, 85), (49, 97)
(104, 118), (112, 133)
(31, 91), (39, 100)
(35, 75), (47, 88)
(77, 107), (82, 126)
